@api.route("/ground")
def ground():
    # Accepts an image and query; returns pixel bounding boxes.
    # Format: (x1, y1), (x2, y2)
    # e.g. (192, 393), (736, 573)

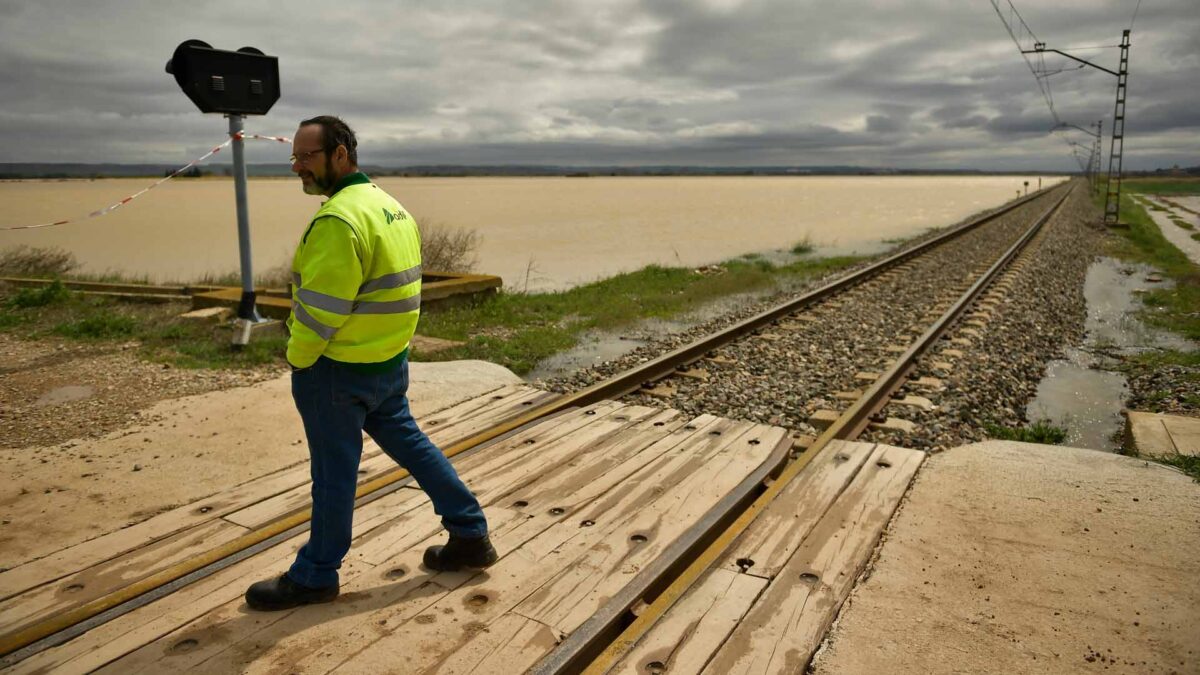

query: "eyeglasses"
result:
(289, 148), (326, 164)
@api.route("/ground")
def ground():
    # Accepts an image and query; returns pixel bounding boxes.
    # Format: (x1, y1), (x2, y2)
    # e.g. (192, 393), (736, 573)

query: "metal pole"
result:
(227, 114), (261, 345)
(1103, 29), (1131, 227)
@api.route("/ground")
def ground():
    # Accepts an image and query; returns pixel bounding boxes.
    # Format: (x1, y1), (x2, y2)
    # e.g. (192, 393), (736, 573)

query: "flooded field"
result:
(0, 175), (1063, 291)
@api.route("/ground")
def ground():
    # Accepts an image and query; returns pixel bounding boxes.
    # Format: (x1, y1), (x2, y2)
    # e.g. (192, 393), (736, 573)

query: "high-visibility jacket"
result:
(287, 173), (421, 369)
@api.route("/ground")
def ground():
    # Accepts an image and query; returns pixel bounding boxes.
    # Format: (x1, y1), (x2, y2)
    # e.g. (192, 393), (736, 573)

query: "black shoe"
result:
(423, 535), (499, 571)
(245, 573), (338, 611)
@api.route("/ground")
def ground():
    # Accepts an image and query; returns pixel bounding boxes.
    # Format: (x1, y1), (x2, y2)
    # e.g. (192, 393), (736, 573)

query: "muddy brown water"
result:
(1, 175), (1063, 291)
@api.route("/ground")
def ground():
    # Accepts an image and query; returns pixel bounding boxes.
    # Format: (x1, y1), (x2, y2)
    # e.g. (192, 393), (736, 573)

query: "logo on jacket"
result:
(382, 208), (407, 224)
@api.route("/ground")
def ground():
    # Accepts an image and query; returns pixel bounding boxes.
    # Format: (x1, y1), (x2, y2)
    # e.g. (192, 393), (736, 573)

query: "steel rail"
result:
(538, 184), (1075, 675)
(0, 184), (1065, 661)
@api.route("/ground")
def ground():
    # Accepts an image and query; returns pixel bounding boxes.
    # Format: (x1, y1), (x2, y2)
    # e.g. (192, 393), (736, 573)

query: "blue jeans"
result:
(287, 356), (487, 589)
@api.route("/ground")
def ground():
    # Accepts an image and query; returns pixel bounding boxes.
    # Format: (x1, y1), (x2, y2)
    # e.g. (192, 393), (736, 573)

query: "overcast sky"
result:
(1, 0), (1195, 171)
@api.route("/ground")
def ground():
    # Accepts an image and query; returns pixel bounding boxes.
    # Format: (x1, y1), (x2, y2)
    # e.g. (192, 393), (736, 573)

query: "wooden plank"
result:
(222, 385), (545, 527)
(79, 407), (685, 674)
(0, 519), (249, 638)
(611, 569), (767, 675)
(0, 385), (534, 602)
(453, 426), (785, 673)
(229, 410), (701, 675)
(603, 441), (876, 673)
(512, 425), (787, 639)
(717, 440), (877, 579)
(292, 416), (748, 674)
(97, 506), (521, 675)
(419, 386), (557, 439)
(700, 444), (924, 675)
(334, 419), (779, 675)
(228, 505), (529, 675)
(419, 383), (531, 428)
(426, 613), (560, 675)
(221, 386), (556, 528)
(354, 403), (658, 566)
(0, 461), (310, 603)
(0, 385), (545, 656)
(6, 486), (427, 675)
(499, 411), (687, 514)
(441, 402), (649, 508)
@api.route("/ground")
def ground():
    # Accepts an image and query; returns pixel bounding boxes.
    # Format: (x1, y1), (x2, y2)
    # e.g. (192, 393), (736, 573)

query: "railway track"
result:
(0, 181), (1074, 672)
(545, 181), (1074, 674)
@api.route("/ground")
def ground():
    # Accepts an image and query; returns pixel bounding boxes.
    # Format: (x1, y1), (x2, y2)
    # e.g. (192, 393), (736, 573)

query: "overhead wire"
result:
(1129, 0), (1143, 30)
(988, 0), (1105, 173)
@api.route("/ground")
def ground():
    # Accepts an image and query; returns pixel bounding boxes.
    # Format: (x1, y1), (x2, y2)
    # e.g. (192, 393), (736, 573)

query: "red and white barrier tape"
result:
(1, 131), (293, 231)
(238, 132), (293, 144)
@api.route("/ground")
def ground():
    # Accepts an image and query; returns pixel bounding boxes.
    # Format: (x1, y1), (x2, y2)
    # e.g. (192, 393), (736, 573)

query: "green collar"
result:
(329, 171), (370, 196)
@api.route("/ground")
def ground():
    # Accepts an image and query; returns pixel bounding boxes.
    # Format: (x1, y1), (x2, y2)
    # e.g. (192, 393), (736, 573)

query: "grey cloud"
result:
(943, 115), (989, 130)
(1134, 98), (1200, 132)
(930, 103), (978, 123)
(0, 0), (1196, 170)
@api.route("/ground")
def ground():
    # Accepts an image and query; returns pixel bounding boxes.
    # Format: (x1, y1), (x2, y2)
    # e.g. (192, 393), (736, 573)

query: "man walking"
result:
(246, 115), (496, 611)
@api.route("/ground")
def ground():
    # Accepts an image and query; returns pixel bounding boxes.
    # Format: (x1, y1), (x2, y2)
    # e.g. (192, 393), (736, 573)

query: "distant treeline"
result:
(3, 162), (1194, 180)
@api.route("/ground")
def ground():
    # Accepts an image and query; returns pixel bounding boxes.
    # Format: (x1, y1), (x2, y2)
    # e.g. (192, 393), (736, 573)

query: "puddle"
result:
(525, 332), (650, 382)
(743, 240), (896, 268)
(1082, 257), (1193, 352)
(1027, 349), (1128, 451)
(1024, 257), (1194, 451)
(524, 287), (779, 383)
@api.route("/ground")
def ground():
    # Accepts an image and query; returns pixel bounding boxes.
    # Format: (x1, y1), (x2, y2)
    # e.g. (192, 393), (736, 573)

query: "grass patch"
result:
(417, 254), (861, 374)
(0, 311), (25, 329)
(790, 235), (815, 255)
(1121, 178), (1200, 196)
(157, 327), (288, 369)
(1155, 454), (1200, 482)
(6, 279), (71, 309)
(0, 289), (287, 370)
(984, 420), (1069, 444)
(53, 314), (138, 339)
(1103, 185), (1200, 342)
(1127, 348), (1200, 369)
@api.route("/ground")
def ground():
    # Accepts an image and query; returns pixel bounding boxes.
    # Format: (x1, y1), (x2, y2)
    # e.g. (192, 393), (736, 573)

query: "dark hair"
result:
(299, 115), (358, 166)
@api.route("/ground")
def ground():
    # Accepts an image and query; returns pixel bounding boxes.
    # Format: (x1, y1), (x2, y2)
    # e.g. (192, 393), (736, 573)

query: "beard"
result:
(301, 155), (338, 195)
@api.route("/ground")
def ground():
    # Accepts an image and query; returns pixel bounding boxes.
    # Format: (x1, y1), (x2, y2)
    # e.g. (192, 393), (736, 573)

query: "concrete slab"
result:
(1126, 410), (1200, 457)
(811, 440), (1200, 675)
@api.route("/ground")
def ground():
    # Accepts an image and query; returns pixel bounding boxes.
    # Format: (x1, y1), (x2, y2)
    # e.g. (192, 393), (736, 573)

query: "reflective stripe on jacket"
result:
(287, 180), (421, 368)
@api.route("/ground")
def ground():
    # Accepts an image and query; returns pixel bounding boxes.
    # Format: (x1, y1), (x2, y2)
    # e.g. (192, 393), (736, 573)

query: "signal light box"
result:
(165, 40), (280, 115)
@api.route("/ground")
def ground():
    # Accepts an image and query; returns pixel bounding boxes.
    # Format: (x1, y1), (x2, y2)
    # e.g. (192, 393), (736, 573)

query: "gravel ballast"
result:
(862, 185), (1101, 450)
(545, 184), (1104, 452)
